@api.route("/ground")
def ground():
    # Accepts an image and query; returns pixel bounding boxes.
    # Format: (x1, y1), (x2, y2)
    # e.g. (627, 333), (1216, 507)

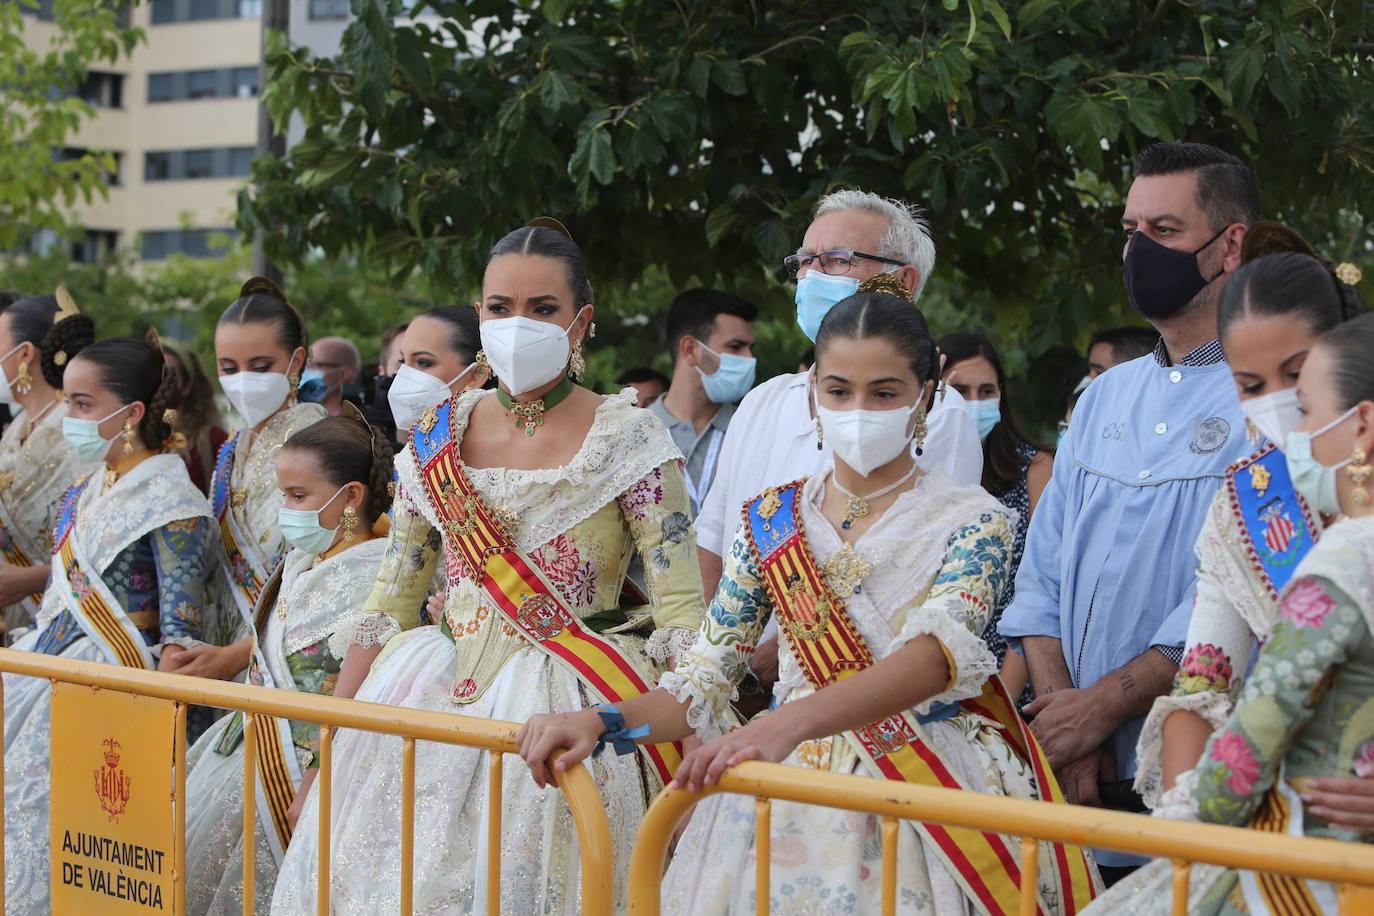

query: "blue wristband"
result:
(592, 705), (649, 758)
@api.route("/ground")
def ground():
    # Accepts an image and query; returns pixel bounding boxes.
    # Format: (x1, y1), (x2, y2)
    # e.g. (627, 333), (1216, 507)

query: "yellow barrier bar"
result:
(487, 752), (503, 916)
(0, 649), (606, 916)
(625, 759), (1374, 914)
(1019, 836), (1038, 916)
(317, 724), (331, 916)
(402, 736), (415, 916)
(1171, 859), (1189, 916)
(243, 714), (257, 916)
(173, 701), (187, 916)
(880, 815), (898, 916)
(754, 797), (770, 915)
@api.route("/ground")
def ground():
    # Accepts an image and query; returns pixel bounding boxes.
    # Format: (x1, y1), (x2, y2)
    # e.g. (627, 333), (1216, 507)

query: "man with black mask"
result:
(999, 142), (1257, 885)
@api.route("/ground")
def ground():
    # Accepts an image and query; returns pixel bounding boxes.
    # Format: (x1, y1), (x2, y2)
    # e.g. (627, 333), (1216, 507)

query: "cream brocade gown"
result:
(271, 389), (705, 915)
(184, 537), (386, 915)
(0, 401), (93, 633)
(204, 403), (326, 647)
(660, 471), (1097, 915)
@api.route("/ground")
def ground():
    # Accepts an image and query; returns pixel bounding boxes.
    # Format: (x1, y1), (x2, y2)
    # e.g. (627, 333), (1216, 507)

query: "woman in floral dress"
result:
(1087, 311), (1374, 915)
(185, 413), (394, 914)
(522, 292), (1099, 915)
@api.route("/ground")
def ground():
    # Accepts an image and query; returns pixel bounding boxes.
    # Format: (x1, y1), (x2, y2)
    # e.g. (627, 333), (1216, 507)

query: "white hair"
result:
(813, 190), (936, 300)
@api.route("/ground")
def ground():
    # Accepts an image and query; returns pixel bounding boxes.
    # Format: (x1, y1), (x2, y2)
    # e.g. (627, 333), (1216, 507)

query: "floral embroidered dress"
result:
(272, 388), (706, 915)
(2, 454), (213, 914)
(205, 402), (326, 647)
(0, 400), (93, 634)
(184, 536), (386, 915)
(660, 470), (1092, 915)
(1084, 514), (1374, 915)
(1134, 445), (1322, 810)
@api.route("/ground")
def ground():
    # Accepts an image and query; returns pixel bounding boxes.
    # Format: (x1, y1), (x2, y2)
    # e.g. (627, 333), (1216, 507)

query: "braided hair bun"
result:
(1, 291), (97, 390)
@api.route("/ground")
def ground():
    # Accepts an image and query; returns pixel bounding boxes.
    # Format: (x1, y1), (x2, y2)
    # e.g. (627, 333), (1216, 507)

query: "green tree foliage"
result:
(0, 1), (142, 250)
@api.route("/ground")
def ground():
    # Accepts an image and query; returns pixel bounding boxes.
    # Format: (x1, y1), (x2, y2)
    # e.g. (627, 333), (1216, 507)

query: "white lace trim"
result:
(1135, 690), (1233, 809)
(658, 670), (731, 742)
(326, 613), (400, 658)
(1198, 486), (1283, 639)
(644, 626), (698, 665)
(395, 388), (684, 555)
(78, 454), (212, 573)
(900, 612), (999, 713)
(1154, 768), (1200, 821)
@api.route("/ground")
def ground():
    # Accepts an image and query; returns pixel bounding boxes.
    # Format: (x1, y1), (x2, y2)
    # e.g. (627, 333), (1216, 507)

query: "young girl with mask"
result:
(385, 303), (488, 434)
(271, 222), (705, 914)
(184, 411), (393, 915)
(1085, 311), (1374, 915)
(520, 291), (1100, 915)
(3, 334), (215, 909)
(0, 289), (95, 638)
(1134, 235), (1365, 815)
(170, 278), (327, 681)
(939, 331), (1053, 697)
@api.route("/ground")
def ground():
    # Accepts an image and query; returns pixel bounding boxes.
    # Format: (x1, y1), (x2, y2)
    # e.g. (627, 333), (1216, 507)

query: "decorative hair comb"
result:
(54, 285), (81, 323)
(240, 276), (288, 300)
(526, 216), (574, 240)
(856, 272), (913, 302)
(145, 327), (163, 351)
(1240, 221), (1317, 264)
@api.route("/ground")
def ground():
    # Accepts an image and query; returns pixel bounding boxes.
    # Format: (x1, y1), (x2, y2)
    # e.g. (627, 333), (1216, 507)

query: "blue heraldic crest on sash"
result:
(1230, 445), (1316, 597)
(211, 430), (241, 519)
(745, 484), (801, 561)
(412, 400), (454, 466)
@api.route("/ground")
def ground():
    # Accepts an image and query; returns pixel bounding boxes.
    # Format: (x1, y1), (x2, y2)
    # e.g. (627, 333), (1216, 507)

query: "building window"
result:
(76, 71), (124, 109)
(143, 147), (255, 181)
(142, 228), (238, 260)
(151, 0), (257, 24)
(74, 230), (119, 264)
(309, 0), (350, 19)
(147, 66), (260, 103)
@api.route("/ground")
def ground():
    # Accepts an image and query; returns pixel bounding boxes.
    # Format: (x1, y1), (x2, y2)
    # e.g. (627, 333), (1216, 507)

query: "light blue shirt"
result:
(999, 345), (1249, 866)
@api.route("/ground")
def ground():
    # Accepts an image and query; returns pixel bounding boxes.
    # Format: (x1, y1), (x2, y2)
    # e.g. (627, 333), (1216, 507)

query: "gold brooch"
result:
(822, 543), (872, 597)
(1336, 262), (1363, 286)
(492, 504), (521, 534)
(0, 472), (13, 495)
(230, 487), (248, 509)
(417, 407), (439, 435)
(1248, 462), (1271, 496)
(758, 487), (782, 530)
(103, 467), (119, 492)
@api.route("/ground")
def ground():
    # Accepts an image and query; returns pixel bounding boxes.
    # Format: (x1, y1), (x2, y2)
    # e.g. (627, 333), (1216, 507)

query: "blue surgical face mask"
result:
(794, 271), (861, 342)
(964, 397), (1002, 441)
(62, 404), (132, 463)
(278, 485), (348, 555)
(1285, 406), (1357, 515)
(693, 340), (756, 404)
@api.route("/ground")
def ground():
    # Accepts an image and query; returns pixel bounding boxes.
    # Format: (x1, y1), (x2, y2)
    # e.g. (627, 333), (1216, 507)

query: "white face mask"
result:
(1241, 388), (1302, 451)
(479, 310), (586, 396)
(387, 363), (475, 430)
(0, 344), (25, 406)
(816, 395), (921, 477)
(219, 363), (296, 429)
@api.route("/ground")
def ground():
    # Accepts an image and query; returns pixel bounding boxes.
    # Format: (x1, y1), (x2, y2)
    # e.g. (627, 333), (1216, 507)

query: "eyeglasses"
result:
(782, 249), (906, 279)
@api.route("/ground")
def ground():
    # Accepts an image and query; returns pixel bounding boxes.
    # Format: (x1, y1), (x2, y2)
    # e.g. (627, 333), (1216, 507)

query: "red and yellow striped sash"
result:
(57, 535), (149, 669)
(420, 437), (682, 784)
(0, 522), (47, 606)
(218, 512), (265, 612)
(1250, 786), (1324, 915)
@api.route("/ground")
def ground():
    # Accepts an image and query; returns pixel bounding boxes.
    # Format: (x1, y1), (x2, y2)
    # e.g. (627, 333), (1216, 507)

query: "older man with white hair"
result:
(309, 336), (361, 416)
(693, 189), (983, 694)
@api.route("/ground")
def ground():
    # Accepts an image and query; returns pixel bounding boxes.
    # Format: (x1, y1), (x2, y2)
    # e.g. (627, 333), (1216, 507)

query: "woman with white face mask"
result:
(1134, 233), (1368, 823)
(385, 304), (488, 434)
(4, 334), (215, 910)
(185, 412), (392, 915)
(0, 290), (95, 638)
(272, 222), (705, 915)
(520, 291), (1102, 915)
(1086, 313), (1374, 915)
(182, 278), (326, 684)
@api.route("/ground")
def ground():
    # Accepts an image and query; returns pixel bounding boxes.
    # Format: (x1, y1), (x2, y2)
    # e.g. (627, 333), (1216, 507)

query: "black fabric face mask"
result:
(1121, 226), (1228, 320)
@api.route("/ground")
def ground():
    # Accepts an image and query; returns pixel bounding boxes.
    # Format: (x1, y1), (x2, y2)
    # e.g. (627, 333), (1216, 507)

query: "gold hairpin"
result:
(54, 285), (81, 323)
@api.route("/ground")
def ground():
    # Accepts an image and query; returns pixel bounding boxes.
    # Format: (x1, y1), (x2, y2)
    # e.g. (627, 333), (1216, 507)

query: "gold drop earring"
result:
(14, 359), (31, 395)
(120, 421), (136, 455)
(913, 409), (929, 456)
(1348, 447), (1371, 506)
(569, 339), (586, 381)
(1245, 417), (1261, 445)
(339, 504), (359, 539)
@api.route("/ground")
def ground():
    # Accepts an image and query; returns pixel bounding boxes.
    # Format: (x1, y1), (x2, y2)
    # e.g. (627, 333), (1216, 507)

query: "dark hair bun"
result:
(240, 276), (287, 300)
(39, 314), (96, 389)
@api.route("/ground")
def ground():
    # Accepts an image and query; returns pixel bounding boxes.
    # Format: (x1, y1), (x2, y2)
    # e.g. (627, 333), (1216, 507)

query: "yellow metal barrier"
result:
(0, 647), (614, 916)
(626, 760), (1374, 915)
